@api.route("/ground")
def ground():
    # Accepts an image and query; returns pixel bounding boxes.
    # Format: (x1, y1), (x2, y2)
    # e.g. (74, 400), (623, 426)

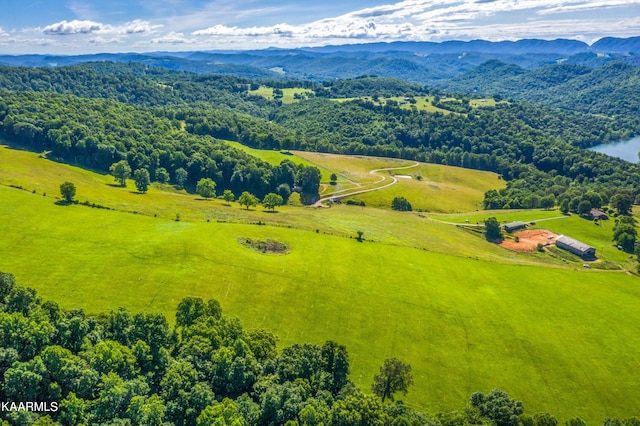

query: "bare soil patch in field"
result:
(238, 237), (290, 255)
(500, 229), (558, 252)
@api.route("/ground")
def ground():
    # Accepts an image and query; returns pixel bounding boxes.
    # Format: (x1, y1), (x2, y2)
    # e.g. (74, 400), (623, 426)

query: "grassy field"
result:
(433, 209), (565, 224)
(224, 141), (336, 182)
(328, 96), (500, 114)
(343, 163), (505, 213)
(248, 86), (314, 104)
(2, 145), (640, 422)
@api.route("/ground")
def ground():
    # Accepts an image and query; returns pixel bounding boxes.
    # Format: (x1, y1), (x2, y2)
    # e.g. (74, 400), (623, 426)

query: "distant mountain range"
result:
(1, 36), (640, 84)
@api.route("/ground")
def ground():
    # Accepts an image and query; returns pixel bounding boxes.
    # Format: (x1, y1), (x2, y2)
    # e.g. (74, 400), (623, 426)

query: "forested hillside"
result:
(439, 60), (640, 116)
(2, 62), (640, 210)
(0, 91), (320, 201)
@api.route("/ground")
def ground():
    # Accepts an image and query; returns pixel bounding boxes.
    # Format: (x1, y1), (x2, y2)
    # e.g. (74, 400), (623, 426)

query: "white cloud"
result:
(89, 36), (124, 45)
(189, 0), (640, 47)
(118, 20), (160, 35)
(42, 20), (102, 35)
(6, 0), (640, 53)
(538, 0), (640, 15)
(41, 19), (161, 36)
(149, 32), (195, 44)
(193, 23), (297, 37)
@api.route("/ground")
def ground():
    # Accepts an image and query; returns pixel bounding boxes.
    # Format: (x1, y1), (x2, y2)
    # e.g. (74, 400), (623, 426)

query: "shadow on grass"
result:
(54, 200), (74, 206)
(263, 210), (280, 214)
(107, 183), (126, 188)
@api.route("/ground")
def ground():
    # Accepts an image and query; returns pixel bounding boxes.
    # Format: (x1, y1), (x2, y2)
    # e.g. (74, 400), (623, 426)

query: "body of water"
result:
(589, 136), (640, 163)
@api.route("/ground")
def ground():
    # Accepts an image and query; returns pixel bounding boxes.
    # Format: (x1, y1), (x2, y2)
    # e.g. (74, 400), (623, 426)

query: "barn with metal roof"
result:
(555, 235), (596, 259)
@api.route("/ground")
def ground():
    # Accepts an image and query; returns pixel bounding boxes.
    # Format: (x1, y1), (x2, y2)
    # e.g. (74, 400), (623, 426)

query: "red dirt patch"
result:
(500, 229), (558, 252)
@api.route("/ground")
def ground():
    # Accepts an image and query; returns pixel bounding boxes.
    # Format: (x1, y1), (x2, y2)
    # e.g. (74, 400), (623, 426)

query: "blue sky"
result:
(1, 0), (640, 54)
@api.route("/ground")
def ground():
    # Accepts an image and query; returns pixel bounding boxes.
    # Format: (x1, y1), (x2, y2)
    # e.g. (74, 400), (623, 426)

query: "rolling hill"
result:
(1, 145), (640, 422)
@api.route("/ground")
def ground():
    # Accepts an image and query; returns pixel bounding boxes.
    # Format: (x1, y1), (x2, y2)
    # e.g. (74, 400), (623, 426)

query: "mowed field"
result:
(2, 146), (640, 422)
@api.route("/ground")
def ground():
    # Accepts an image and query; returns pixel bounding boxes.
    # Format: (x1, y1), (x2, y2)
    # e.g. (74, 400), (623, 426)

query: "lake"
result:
(589, 136), (640, 163)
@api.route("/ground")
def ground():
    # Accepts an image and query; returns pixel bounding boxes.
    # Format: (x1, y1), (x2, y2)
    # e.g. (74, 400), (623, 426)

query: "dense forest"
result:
(1, 270), (638, 426)
(2, 61), (640, 210)
(438, 60), (640, 116)
(0, 91), (319, 202)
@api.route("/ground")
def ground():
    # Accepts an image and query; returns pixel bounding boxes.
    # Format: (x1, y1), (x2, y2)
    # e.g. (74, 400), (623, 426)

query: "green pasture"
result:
(344, 164), (505, 213)
(535, 214), (635, 267)
(434, 209), (564, 224)
(3, 145), (640, 422)
(294, 151), (414, 185)
(470, 98), (498, 108)
(327, 96), (498, 114)
(0, 146), (532, 264)
(223, 141), (336, 181)
(2, 185), (640, 423)
(248, 86), (314, 104)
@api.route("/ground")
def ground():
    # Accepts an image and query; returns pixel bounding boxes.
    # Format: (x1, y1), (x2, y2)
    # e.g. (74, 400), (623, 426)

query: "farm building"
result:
(589, 209), (609, 220)
(504, 221), (527, 233)
(555, 235), (596, 259)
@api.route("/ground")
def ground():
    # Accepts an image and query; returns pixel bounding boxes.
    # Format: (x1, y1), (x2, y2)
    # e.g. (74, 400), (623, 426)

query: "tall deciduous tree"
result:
(371, 358), (414, 402)
(611, 192), (634, 215)
(223, 189), (235, 205)
(174, 168), (188, 189)
(484, 217), (502, 241)
(196, 178), (216, 199)
(134, 168), (151, 193)
(238, 191), (259, 210)
(59, 181), (76, 203)
(262, 193), (283, 211)
(110, 160), (131, 187)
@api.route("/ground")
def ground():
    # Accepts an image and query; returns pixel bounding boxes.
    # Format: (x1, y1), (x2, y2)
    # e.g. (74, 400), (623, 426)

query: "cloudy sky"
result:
(1, 0), (640, 54)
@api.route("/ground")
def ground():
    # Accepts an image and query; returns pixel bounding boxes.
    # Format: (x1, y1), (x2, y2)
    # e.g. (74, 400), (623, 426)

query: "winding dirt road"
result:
(313, 161), (420, 207)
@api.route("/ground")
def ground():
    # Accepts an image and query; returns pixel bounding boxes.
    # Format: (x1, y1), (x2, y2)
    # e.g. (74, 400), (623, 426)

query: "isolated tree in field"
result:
(196, 178), (216, 199)
(238, 191), (259, 210)
(59, 181), (76, 203)
(133, 168), (151, 193)
(263, 193), (283, 211)
(222, 189), (235, 205)
(470, 389), (523, 426)
(109, 160), (131, 187)
(330, 173), (338, 185)
(356, 231), (364, 242)
(371, 358), (413, 402)
(484, 217), (502, 241)
(560, 199), (570, 215)
(391, 196), (412, 211)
